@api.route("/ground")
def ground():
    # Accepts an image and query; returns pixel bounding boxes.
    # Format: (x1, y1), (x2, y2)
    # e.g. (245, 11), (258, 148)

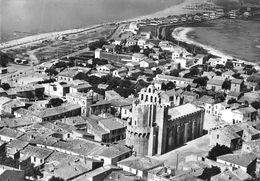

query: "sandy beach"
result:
(172, 27), (257, 66)
(0, 0), (210, 51)
(0, 24), (103, 50)
(130, 0), (210, 21)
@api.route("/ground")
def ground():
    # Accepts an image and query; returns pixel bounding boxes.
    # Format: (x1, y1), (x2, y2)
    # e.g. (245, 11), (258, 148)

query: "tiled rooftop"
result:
(217, 153), (256, 167)
(118, 157), (163, 171)
(168, 103), (202, 120)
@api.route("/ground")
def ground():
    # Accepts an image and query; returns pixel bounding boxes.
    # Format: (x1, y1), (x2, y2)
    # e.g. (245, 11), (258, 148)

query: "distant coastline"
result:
(172, 27), (257, 65)
(0, 0), (209, 50)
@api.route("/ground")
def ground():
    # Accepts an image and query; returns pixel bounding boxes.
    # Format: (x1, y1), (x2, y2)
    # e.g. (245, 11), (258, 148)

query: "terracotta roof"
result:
(217, 153), (256, 167)
(118, 157), (163, 171)
(6, 139), (28, 150)
(231, 78), (243, 84)
(31, 104), (81, 118)
(58, 69), (79, 78)
(0, 127), (24, 139)
(94, 144), (131, 158)
(168, 103), (203, 120)
(99, 118), (126, 131)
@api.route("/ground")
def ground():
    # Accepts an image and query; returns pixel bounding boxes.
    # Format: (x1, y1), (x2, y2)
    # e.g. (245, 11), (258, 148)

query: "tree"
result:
(232, 73), (243, 79)
(251, 101), (260, 110)
(128, 45), (140, 53)
(45, 68), (58, 77)
(49, 98), (63, 107)
(49, 176), (65, 181)
(114, 45), (122, 54)
(165, 82), (175, 90)
(143, 48), (151, 56)
(88, 38), (109, 51)
(214, 92), (226, 102)
(225, 60), (234, 69)
(19, 91), (35, 100)
(154, 68), (162, 75)
(193, 77), (208, 87)
(35, 89), (44, 100)
(222, 80), (231, 90)
(198, 166), (221, 181)
(0, 83), (11, 90)
(54, 61), (67, 69)
(227, 98), (237, 104)
(0, 51), (12, 67)
(170, 69), (180, 77)
(190, 67), (200, 76)
(92, 58), (108, 66)
(207, 144), (232, 161)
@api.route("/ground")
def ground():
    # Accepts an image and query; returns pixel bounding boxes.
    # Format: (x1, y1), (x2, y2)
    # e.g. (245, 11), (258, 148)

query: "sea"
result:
(187, 17), (260, 63)
(0, 0), (183, 42)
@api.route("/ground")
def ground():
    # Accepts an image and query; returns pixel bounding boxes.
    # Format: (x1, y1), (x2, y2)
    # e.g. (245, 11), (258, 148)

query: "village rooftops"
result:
(227, 91), (241, 97)
(212, 169), (252, 181)
(207, 78), (224, 86)
(97, 83), (109, 90)
(118, 156), (163, 171)
(6, 139), (28, 150)
(45, 151), (81, 163)
(60, 116), (86, 126)
(197, 95), (218, 104)
(231, 78), (243, 84)
(102, 44), (116, 49)
(41, 122), (71, 134)
(70, 82), (92, 89)
(85, 117), (109, 136)
(0, 127), (24, 139)
(243, 139), (260, 158)
(0, 96), (11, 105)
(52, 139), (100, 156)
(216, 127), (241, 140)
(105, 90), (122, 99)
(47, 162), (92, 180)
(223, 70), (235, 76)
(168, 103), (203, 120)
(21, 123), (56, 136)
(132, 53), (146, 59)
(94, 144), (131, 158)
(0, 117), (34, 128)
(155, 74), (194, 83)
(234, 106), (257, 114)
(30, 147), (53, 160)
(3, 99), (26, 108)
(31, 104), (81, 118)
(74, 165), (120, 181)
(96, 64), (115, 70)
(0, 88), (5, 93)
(58, 69), (80, 78)
(20, 145), (53, 160)
(0, 164), (21, 174)
(99, 118), (126, 131)
(163, 89), (182, 97)
(90, 100), (111, 107)
(109, 98), (133, 107)
(18, 132), (59, 146)
(182, 91), (199, 97)
(217, 153), (256, 167)
(67, 91), (100, 99)
(202, 71), (216, 78)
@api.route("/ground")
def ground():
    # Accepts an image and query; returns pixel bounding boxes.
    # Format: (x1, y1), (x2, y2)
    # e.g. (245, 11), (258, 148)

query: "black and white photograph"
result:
(0, 0), (260, 180)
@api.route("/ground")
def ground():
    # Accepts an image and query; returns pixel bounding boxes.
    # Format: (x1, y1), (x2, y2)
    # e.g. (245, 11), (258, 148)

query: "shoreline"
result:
(172, 27), (257, 66)
(0, 0), (209, 50)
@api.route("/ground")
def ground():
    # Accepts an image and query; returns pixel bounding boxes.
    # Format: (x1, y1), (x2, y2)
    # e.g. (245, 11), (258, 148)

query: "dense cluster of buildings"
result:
(0, 5), (260, 181)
